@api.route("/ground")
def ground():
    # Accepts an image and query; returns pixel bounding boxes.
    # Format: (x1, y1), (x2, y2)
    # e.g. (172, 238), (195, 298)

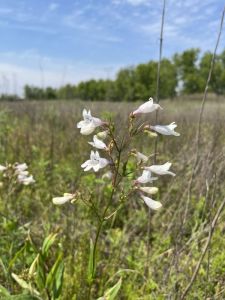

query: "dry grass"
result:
(0, 98), (225, 299)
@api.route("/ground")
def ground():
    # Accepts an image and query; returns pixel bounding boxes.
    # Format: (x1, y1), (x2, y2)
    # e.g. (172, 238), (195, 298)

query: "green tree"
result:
(174, 48), (201, 94)
(115, 67), (137, 101)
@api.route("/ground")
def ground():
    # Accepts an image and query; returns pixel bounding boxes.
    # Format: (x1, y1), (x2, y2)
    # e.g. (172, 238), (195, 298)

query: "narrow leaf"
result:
(42, 233), (58, 256)
(0, 283), (10, 296)
(97, 278), (122, 300)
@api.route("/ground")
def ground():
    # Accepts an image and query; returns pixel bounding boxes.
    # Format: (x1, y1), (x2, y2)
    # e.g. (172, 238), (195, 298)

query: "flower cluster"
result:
(0, 162), (35, 186)
(132, 98), (179, 210)
(52, 110), (110, 205)
(52, 98), (179, 211)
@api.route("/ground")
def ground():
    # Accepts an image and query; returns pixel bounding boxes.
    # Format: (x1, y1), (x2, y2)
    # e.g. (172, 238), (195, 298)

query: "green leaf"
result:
(0, 283), (10, 296)
(29, 254), (39, 277)
(41, 233), (58, 257)
(87, 239), (94, 284)
(11, 273), (30, 290)
(52, 260), (64, 299)
(46, 252), (64, 299)
(11, 273), (40, 297)
(0, 257), (8, 278)
(97, 278), (122, 300)
(8, 244), (27, 271)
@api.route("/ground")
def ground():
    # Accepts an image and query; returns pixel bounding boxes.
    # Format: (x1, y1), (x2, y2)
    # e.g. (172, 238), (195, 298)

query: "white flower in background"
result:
(102, 171), (113, 180)
(0, 165), (7, 172)
(97, 130), (108, 140)
(77, 109), (105, 135)
(141, 194), (162, 210)
(81, 151), (109, 172)
(13, 162), (35, 185)
(18, 174), (35, 185)
(132, 150), (148, 164)
(88, 135), (108, 150)
(138, 186), (159, 195)
(150, 122), (180, 136)
(136, 170), (158, 184)
(17, 170), (29, 177)
(52, 193), (75, 205)
(145, 162), (175, 176)
(132, 98), (162, 116)
(14, 163), (28, 173)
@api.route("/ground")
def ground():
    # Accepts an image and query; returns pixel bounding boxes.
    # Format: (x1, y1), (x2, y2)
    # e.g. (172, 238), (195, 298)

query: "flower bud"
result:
(139, 186), (159, 195)
(97, 130), (108, 140)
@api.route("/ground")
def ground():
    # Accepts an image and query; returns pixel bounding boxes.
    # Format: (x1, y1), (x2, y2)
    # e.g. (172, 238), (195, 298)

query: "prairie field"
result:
(0, 98), (225, 300)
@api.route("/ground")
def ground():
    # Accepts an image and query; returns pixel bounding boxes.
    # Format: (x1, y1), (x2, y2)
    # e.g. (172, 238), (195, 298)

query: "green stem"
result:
(88, 143), (122, 299)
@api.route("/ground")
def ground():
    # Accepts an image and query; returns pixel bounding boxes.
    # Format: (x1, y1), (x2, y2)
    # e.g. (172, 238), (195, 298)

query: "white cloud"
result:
(49, 3), (59, 11)
(0, 51), (121, 96)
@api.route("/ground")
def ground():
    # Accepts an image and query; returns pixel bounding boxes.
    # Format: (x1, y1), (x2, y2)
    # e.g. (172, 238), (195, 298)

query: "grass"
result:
(0, 98), (225, 299)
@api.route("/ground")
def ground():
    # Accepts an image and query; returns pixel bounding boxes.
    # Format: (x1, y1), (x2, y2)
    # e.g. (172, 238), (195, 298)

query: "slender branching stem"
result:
(146, 0), (166, 275)
(88, 132), (122, 299)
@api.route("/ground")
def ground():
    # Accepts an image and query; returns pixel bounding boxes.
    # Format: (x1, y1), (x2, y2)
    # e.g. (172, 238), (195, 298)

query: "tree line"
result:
(2, 48), (225, 101)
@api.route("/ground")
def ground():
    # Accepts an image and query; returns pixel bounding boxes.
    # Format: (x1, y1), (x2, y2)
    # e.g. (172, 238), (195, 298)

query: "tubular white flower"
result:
(88, 135), (108, 150)
(138, 186), (159, 195)
(17, 170), (29, 176)
(81, 151), (109, 172)
(52, 193), (75, 205)
(145, 162), (175, 176)
(132, 98), (162, 115)
(0, 165), (7, 172)
(150, 122), (180, 136)
(141, 194), (162, 210)
(18, 174), (35, 185)
(77, 109), (104, 135)
(136, 170), (158, 184)
(14, 163), (28, 172)
(134, 151), (148, 164)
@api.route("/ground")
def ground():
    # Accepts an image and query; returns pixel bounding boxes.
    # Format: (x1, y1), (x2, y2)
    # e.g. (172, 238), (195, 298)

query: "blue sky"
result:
(0, 0), (224, 95)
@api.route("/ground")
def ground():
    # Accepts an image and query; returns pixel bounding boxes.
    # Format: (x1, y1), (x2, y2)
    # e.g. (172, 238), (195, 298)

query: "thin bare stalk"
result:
(146, 0), (166, 274)
(88, 137), (122, 299)
(181, 196), (225, 300)
(183, 6), (225, 225)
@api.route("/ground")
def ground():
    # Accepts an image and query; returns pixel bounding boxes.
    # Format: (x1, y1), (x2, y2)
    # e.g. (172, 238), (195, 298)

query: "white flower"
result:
(102, 171), (113, 180)
(0, 165), (7, 172)
(141, 194), (162, 210)
(138, 186), (159, 195)
(88, 135), (108, 150)
(52, 193), (75, 205)
(77, 109), (104, 135)
(150, 122), (180, 136)
(145, 162), (175, 176)
(132, 98), (162, 115)
(14, 163), (28, 173)
(81, 151), (109, 172)
(132, 151), (148, 164)
(136, 170), (158, 184)
(17, 170), (29, 176)
(18, 174), (35, 185)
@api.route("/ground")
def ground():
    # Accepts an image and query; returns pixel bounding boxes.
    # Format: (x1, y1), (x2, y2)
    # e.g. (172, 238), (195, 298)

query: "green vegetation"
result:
(18, 49), (225, 101)
(0, 100), (225, 299)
